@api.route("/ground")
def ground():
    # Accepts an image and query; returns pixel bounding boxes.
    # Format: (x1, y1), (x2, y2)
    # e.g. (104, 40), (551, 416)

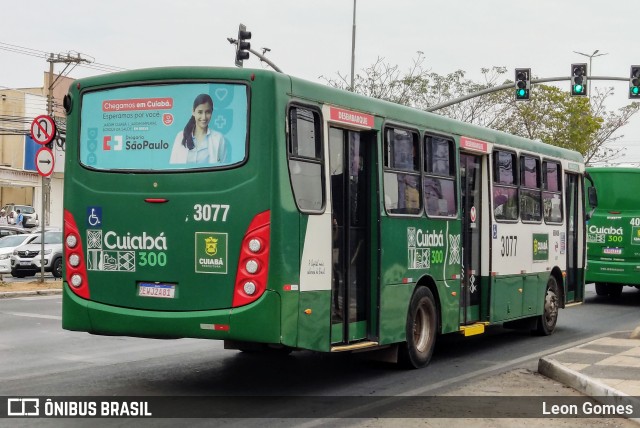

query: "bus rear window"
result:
(80, 83), (248, 171)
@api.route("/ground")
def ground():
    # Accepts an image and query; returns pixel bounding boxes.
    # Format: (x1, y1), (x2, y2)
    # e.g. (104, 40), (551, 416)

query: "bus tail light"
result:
(232, 211), (270, 307)
(64, 209), (90, 299)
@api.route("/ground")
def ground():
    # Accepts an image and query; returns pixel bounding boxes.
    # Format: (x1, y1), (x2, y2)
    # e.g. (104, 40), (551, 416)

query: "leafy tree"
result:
(490, 85), (602, 157)
(321, 54), (640, 164)
(488, 84), (639, 164)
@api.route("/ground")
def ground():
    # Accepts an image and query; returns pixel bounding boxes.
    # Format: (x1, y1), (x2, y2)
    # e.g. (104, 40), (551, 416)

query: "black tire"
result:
(52, 257), (63, 278)
(11, 270), (25, 278)
(398, 287), (437, 369)
(534, 276), (560, 336)
(609, 284), (623, 298)
(595, 283), (608, 296)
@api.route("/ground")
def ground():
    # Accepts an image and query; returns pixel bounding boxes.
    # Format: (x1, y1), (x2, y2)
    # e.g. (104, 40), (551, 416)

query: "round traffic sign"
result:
(30, 115), (57, 145)
(35, 147), (55, 177)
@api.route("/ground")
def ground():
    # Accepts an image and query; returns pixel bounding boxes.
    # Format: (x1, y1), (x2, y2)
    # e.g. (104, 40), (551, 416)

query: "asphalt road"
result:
(0, 283), (638, 427)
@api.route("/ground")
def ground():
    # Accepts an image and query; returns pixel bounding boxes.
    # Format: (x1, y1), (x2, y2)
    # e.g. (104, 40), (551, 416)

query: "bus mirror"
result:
(588, 186), (598, 208)
(586, 186), (598, 221)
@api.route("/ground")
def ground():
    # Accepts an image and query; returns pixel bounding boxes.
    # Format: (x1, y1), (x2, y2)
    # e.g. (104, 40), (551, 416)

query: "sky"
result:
(2, 0), (639, 165)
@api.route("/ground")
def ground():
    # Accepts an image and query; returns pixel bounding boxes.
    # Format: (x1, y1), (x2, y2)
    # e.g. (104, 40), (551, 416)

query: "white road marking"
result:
(1, 311), (61, 320)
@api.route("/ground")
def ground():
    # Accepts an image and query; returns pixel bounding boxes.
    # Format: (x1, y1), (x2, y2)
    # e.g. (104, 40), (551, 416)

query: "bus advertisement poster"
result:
(80, 83), (248, 170)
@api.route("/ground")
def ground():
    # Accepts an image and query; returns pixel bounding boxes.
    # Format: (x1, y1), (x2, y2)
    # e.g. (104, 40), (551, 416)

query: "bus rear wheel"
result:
(399, 287), (437, 369)
(595, 283), (608, 296)
(534, 276), (559, 336)
(608, 284), (623, 298)
(595, 283), (624, 297)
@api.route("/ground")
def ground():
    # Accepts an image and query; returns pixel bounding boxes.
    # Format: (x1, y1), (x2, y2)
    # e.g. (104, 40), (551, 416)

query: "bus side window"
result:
(383, 127), (421, 215)
(493, 151), (519, 221)
(542, 160), (563, 223)
(288, 106), (325, 213)
(520, 155), (542, 222)
(424, 135), (457, 217)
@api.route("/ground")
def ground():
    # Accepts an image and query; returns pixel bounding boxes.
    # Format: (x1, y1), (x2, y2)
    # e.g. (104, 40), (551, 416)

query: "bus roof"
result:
(288, 73), (584, 163)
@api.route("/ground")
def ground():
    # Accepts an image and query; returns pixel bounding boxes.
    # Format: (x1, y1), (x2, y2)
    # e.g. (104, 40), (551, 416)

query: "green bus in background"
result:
(585, 167), (640, 297)
(61, 67), (588, 369)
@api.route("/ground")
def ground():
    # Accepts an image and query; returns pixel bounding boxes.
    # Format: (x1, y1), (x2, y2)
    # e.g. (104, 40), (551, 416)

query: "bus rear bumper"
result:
(586, 262), (640, 286)
(62, 284), (282, 343)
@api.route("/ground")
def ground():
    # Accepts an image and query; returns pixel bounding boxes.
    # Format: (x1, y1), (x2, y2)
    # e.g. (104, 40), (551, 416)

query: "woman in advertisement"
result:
(170, 93), (230, 164)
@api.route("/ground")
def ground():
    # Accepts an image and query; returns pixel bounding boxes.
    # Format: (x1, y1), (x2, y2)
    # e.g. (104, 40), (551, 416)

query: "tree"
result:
(488, 84), (639, 164)
(320, 53), (509, 126)
(490, 84), (602, 158)
(321, 55), (640, 164)
(584, 87), (640, 164)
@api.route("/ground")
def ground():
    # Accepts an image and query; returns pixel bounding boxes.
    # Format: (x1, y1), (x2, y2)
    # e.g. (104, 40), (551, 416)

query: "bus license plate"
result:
(138, 283), (176, 299)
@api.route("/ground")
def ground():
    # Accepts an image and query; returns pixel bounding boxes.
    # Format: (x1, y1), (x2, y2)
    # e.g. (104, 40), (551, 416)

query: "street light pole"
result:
(350, 0), (356, 92)
(573, 49), (608, 94)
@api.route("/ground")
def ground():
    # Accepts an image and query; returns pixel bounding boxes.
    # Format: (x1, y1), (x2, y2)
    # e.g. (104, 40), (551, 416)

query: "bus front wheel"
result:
(534, 276), (559, 336)
(399, 287), (437, 369)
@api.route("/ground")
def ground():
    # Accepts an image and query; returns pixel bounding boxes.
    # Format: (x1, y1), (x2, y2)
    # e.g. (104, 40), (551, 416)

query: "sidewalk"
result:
(0, 288), (61, 298)
(0, 277), (62, 298)
(539, 329), (640, 419)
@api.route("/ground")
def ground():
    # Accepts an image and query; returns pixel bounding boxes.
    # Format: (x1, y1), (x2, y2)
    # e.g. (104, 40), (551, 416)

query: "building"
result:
(0, 72), (70, 228)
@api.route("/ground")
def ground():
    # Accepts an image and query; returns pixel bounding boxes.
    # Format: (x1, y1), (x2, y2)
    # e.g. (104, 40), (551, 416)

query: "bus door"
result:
(328, 127), (374, 344)
(565, 173), (582, 302)
(460, 153), (483, 324)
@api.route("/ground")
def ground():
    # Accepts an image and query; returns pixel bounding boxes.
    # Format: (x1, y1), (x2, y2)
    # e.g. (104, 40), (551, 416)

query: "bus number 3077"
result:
(501, 235), (518, 257)
(193, 204), (230, 222)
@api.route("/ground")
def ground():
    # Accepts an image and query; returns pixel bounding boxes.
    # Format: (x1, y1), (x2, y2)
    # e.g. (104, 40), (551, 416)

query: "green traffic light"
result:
(573, 84), (584, 94)
(632, 87), (640, 95)
(517, 89), (526, 98)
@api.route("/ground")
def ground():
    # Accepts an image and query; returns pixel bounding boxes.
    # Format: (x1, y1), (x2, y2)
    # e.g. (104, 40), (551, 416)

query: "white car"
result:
(10, 231), (63, 278)
(0, 233), (38, 274)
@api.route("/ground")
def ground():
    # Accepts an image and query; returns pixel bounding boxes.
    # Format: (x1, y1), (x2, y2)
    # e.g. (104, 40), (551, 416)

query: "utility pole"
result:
(47, 52), (91, 114)
(38, 52), (90, 281)
(44, 52), (90, 223)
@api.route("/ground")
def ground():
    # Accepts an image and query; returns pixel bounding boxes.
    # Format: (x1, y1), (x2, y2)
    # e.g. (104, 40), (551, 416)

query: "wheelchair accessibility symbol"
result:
(87, 207), (102, 227)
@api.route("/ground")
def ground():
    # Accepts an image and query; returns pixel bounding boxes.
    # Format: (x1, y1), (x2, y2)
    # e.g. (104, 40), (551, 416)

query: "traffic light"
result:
(570, 63), (588, 97)
(630, 66), (640, 99)
(235, 24), (251, 67)
(514, 68), (531, 100)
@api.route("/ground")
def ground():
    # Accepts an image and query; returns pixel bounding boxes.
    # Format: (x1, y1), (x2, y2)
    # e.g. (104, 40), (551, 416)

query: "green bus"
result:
(585, 167), (640, 297)
(61, 67), (587, 368)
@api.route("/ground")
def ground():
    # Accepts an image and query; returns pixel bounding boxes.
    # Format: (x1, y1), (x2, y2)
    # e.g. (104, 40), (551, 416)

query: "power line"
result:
(0, 41), (128, 78)
(0, 42), (48, 59)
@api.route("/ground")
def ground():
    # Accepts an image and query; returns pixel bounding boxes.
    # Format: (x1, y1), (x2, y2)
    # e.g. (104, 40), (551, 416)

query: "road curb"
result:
(538, 356), (640, 419)
(0, 289), (62, 298)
